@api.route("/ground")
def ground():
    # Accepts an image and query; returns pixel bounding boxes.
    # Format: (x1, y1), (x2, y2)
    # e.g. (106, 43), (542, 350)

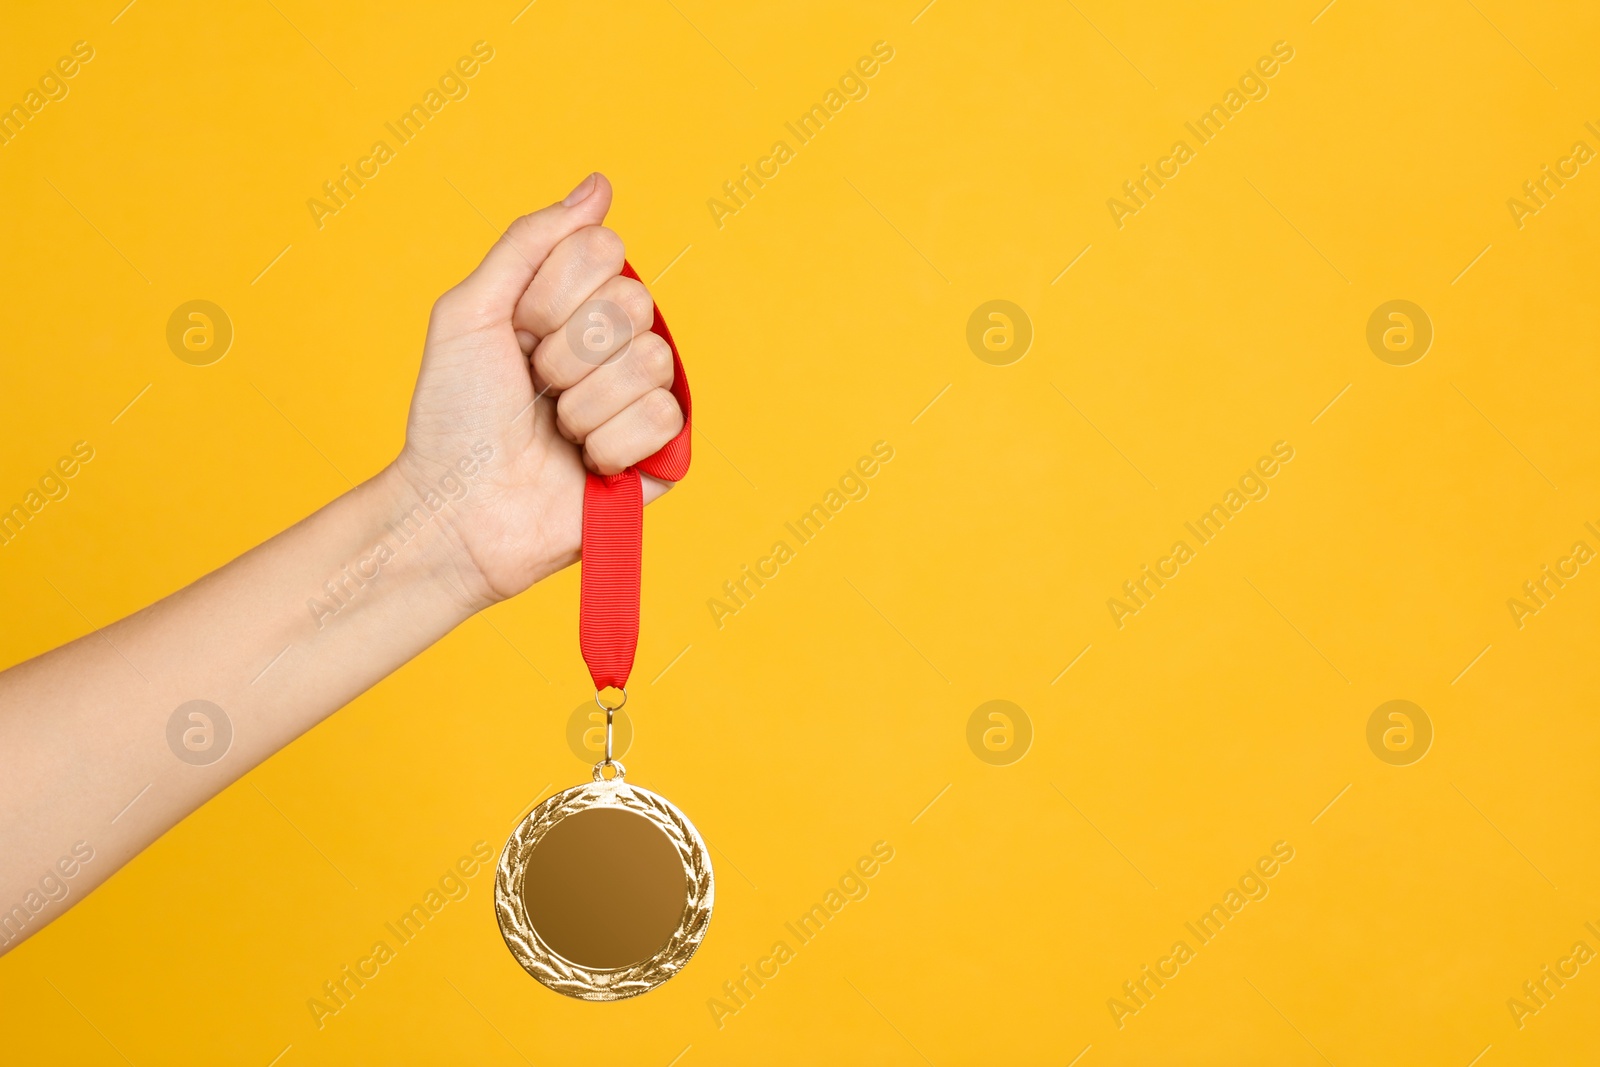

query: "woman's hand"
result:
(392, 172), (685, 609)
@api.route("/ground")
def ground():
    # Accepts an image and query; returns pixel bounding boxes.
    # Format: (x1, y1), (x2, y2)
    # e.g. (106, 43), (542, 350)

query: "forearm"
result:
(0, 463), (484, 953)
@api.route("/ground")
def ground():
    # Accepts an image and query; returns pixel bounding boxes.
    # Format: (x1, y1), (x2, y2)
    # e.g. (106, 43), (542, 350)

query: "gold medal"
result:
(495, 693), (713, 1000)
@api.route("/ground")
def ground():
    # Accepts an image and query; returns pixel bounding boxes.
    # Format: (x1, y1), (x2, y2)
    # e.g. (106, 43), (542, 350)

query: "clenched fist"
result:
(393, 173), (684, 606)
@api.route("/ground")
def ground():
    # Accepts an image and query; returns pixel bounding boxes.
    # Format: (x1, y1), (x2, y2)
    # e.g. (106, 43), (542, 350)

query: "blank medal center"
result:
(522, 806), (687, 969)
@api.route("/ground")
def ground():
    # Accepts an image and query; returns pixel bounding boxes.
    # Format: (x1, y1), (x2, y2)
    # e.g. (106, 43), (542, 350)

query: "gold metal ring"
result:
(594, 687), (628, 713)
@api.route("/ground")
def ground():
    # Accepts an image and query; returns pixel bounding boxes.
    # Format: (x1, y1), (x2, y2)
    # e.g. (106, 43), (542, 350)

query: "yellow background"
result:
(3, 0), (1599, 1063)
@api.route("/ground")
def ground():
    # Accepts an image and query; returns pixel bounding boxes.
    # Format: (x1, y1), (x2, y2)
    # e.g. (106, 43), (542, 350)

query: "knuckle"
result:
(610, 277), (654, 333)
(577, 225), (626, 270)
(429, 291), (459, 323)
(431, 285), (468, 318)
(555, 393), (585, 442)
(505, 212), (544, 249)
(643, 387), (683, 436)
(430, 287), (487, 332)
(585, 438), (622, 475)
(531, 342), (575, 390)
(633, 334), (674, 388)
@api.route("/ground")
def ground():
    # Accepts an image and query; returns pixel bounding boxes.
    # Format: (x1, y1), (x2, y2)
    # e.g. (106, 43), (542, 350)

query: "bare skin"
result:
(0, 173), (683, 955)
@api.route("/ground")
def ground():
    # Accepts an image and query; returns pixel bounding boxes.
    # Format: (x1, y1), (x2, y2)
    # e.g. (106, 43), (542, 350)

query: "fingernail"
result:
(563, 173), (598, 206)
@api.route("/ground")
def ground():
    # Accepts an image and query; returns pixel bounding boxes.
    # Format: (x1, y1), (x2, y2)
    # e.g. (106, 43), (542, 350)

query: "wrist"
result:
(363, 462), (500, 618)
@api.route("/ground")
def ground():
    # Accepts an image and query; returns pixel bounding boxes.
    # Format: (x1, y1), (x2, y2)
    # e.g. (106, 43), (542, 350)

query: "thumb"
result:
(450, 172), (613, 317)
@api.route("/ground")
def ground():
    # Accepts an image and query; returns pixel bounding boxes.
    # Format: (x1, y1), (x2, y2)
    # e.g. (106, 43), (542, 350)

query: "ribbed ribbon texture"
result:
(579, 260), (692, 690)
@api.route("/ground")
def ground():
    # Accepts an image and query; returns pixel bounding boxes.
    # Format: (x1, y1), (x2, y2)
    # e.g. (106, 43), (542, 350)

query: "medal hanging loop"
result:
(592, 688), (627, 779)
(593, 688), (628, 714)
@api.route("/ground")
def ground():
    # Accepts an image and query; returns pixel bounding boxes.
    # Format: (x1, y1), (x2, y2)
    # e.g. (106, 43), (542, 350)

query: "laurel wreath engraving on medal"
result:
(495, 777), (715, 1001)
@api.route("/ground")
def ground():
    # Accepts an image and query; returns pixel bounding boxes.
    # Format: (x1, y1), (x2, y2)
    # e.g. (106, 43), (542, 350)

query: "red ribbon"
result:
(578, 261), (691, 690)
